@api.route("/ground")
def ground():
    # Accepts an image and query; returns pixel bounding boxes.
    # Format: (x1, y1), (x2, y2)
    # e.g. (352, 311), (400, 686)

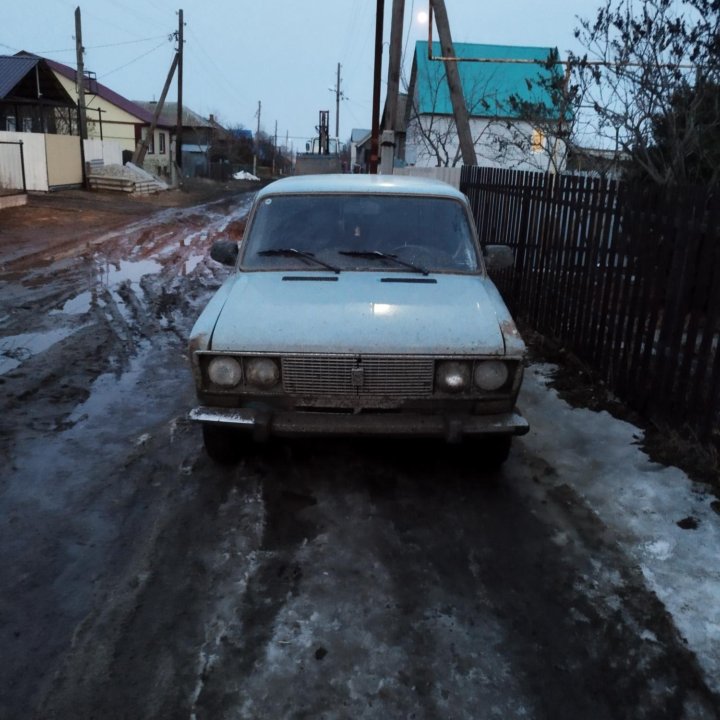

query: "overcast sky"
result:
(5, 0), (604, 149)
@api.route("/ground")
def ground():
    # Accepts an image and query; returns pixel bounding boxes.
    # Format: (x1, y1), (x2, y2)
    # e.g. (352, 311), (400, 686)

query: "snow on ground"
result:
(520, 364), (720, 692)
(233, 170), (260, 181)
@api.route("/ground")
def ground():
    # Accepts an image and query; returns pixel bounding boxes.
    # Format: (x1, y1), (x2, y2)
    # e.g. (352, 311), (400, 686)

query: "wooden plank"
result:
(607, 185), (650, 394)
(585, 179), (618, 361)
(595, 181), (626, 379)
(652, 191), (695, 419)
(686, 201), (720, 433)
(668, 194), (710, 420)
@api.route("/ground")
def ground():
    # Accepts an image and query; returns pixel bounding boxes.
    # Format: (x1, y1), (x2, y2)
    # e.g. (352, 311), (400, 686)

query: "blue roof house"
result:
(403, 41), (567, 171)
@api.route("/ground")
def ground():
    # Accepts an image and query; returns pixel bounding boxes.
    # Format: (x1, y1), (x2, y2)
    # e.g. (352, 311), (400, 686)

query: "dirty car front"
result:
(189, 174), (528, 466)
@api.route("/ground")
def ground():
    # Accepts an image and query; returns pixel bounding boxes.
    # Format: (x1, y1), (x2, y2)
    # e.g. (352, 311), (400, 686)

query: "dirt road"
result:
(1, 187), (718, 720)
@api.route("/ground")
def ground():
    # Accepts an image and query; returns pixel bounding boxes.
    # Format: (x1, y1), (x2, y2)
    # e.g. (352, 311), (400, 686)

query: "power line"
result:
(184, 26), (258, 125)
(98, 38), (171, 79)
(186, 26), (244, 101)
(398, 0), (417, 92)
(402, 0), (416, 67)
(37, 35), (169, 54)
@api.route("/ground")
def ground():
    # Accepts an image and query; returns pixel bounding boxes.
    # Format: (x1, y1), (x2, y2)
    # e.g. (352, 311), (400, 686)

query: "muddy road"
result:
(1, 189), (718, 720)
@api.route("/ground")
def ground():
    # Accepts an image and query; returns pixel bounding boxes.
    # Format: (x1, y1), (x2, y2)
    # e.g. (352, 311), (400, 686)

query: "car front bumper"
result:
(189, 405), (529, 442)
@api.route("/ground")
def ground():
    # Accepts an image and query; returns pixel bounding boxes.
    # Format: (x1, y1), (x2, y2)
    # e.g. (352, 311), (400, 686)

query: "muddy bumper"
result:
(189, 406), (529, 442)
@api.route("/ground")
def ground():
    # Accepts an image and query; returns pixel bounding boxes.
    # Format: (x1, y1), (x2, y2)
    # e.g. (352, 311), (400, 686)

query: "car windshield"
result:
(240, 193), (480, 273)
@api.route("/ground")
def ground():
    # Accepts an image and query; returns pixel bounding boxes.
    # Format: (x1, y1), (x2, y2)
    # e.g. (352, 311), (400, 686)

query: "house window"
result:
(147, 131), (155, 154)
(6, 116), (16, 132)
(23, 117), (33, 133)
(531, 128), (545, 153)
(159, 132), (166, 154)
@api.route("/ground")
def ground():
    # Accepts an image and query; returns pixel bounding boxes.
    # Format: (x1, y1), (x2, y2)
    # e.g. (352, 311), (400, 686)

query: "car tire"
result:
(202, 424), (249, 464)
(482, 435), (512, 470)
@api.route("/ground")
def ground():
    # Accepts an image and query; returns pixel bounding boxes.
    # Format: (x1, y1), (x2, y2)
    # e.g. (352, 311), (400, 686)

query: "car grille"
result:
(281, 356), (435, 397)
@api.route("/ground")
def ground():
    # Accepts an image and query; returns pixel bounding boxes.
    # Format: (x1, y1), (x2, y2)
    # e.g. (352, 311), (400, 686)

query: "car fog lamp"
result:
(246, 357), (280, 388)
(436, 361), (471, 393)
(474, 360), (509, 391)
(208, 356), (242, 387)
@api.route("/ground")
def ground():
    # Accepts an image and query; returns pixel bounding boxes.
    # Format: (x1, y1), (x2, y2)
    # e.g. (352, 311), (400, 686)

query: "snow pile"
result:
(519, 364), (720, 693)
(232, 170), (260, 181)
(124, 162), (169, 190)
(87, 163), (168, 194)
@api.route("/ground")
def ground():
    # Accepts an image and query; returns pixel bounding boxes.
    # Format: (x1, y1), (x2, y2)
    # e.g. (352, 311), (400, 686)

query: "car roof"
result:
(256, 174), (467, 202)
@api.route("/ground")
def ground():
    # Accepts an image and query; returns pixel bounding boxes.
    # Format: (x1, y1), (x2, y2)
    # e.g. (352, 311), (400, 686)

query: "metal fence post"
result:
(19, 140), (26, 193)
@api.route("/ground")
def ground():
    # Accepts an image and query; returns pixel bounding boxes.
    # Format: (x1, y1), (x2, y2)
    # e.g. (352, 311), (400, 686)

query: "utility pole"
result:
(175, 9), (184, 171)
(273, 119), (278, 176)
(334, 63), (343, 139)
(74, 6), (87, 187)
(430, 0), (477, 165)
(253, 100), (261, 177)
(74, 7), (87, 141)
(380, 0), (405, 174)
(369, 0), (385, 174)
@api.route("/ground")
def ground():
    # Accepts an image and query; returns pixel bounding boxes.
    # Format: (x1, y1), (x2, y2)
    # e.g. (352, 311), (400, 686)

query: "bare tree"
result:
(574, 0), (720, 186)
(485, 49), (580, 174)
(405, 48), (574, 171)
(405, 63), (530, 167)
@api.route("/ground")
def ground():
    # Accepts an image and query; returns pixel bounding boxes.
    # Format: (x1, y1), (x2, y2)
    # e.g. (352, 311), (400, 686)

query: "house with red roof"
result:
(35, 54), (175, 176)
(0, 54), (82, 192)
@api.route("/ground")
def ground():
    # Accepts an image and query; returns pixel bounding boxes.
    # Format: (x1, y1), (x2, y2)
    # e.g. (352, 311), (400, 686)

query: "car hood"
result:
(208, 272), (516, 356)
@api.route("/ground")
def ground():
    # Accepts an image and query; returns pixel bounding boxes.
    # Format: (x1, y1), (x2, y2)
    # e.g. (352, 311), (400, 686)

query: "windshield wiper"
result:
(258, 248), (340, 274)
(339, 249), (429, 276)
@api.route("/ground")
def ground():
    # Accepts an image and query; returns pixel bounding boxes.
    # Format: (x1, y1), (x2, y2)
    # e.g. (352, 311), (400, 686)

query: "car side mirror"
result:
(484, 244), (514, 271)
(210, 240), (239, 266)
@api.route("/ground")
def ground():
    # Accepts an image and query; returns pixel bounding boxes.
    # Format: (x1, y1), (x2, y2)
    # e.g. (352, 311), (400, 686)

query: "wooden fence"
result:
(461, 165), (720, 443)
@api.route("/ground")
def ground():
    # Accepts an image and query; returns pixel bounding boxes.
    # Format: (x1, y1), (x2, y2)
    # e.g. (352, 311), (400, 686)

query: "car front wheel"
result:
(202, 424), (249, 464)
(482, 435), (512, 469)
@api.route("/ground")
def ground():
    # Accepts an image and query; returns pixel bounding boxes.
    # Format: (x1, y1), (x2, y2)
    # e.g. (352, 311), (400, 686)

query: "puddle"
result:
(184, 253), (206, 275)
(97, 258), (162, 288)
(50, 292), (93, 316)
(0, 325), (89, 375)
(183, 230), (208, 247)
(66, 354), (144, 428)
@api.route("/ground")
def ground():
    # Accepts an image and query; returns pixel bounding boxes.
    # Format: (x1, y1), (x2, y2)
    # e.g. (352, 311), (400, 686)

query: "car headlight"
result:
(245, 357), (280, 389)
(435, 361), (471, 393)
(208, 356), (242, 387)
(474, 360), (509, 391)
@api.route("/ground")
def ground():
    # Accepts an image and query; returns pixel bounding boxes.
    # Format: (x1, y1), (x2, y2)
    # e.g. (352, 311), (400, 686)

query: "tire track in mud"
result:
(46, 436), (720, 720)
(22, 424), (720, 719)
(0, 193), (253, 456)
(0, 191), (255, 718)
(7, 189), (717, 720)
(35, 455), (268, 720)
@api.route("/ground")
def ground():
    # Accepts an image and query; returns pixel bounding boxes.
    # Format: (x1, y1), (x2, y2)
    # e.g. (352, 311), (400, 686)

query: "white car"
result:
(189, 174), (528, 466)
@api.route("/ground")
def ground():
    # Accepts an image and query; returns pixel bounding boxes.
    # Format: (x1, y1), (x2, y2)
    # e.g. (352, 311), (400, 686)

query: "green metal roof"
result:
(414, 41), (562, 119)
